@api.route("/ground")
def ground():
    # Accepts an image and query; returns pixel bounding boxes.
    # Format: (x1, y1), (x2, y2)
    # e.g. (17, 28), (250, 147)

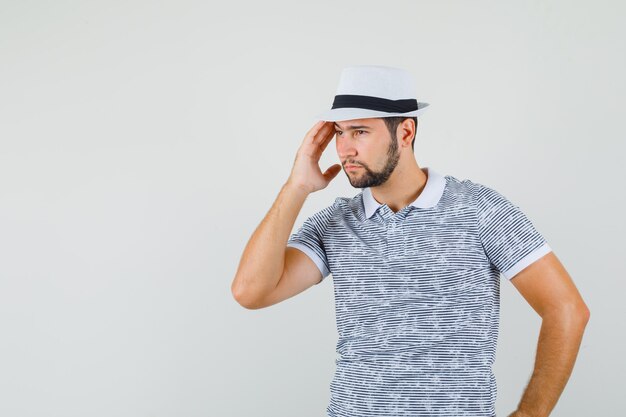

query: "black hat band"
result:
(331, 94), (418, 113)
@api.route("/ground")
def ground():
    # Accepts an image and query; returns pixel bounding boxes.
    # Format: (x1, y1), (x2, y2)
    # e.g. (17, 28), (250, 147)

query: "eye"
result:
(335, 130), (366, 137)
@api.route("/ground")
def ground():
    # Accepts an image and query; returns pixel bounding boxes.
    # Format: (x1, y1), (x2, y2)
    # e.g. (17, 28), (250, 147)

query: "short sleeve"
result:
(472, 182), (552, 280)
(286, 208), (333, 282)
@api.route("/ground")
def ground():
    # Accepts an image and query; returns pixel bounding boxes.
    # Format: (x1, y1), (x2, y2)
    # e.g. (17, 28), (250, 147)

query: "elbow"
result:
(231, 280), (263, 310)
(572, 297), (591, 325)
(233, 294), (261, 310)
(579, 303), (591, 325)
(231, 282), (250, 309)
(544, 301), (590, 327)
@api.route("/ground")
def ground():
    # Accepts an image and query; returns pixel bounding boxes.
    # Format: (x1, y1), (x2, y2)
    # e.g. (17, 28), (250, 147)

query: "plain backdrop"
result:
(0, 1), (623, 416)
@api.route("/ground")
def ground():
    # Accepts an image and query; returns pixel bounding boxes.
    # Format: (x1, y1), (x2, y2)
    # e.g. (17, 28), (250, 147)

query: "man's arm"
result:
(506, 251), (590, 417)
(230, 120), (340, 308)
(231, 181), (310, 308)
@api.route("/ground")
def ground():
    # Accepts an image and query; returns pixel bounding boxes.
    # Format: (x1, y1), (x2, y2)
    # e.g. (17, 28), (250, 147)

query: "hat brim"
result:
(314, 102), (429, 122)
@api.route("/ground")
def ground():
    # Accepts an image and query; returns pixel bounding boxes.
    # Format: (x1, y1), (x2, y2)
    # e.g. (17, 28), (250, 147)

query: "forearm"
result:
(231, 180), (310, 305)
(511, 308), (589, 417)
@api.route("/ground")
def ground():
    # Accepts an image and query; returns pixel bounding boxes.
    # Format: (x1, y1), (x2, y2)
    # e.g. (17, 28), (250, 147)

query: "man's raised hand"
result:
(287, 120), (341, 194)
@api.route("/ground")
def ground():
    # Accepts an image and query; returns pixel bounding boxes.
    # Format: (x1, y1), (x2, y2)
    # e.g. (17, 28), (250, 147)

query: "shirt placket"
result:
(379, 207), (403, 260)
(388, 219), (403, 260)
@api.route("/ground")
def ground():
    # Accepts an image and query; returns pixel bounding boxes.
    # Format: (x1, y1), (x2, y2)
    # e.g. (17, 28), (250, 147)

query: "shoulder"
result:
(437, 174), (518, 218)
(436, 173), (484, 207)
(444, 174), (508, 205)
(301, 196), (347, 230)
(331, 191), (364, 218)
(300, 191), (369, 227)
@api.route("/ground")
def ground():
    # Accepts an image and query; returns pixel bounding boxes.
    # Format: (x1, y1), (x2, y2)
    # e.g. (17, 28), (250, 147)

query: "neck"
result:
(369, 157), (428, 213)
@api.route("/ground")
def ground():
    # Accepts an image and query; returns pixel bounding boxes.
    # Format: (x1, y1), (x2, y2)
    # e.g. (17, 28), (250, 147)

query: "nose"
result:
(336, 137), (357, 162)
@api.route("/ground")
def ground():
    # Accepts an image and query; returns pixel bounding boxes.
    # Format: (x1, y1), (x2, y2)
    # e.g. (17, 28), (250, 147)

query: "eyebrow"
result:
(334, 123), (372, 130)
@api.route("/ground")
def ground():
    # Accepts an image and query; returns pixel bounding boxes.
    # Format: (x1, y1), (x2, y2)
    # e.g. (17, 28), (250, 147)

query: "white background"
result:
(0, 1), (623, 416)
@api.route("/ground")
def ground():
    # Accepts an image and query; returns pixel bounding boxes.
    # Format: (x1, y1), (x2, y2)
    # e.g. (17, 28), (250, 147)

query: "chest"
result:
(325, 209), (491, 298)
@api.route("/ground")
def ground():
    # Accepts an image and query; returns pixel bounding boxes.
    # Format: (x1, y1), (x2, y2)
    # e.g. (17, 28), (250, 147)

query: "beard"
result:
(345, 136), (400, 188)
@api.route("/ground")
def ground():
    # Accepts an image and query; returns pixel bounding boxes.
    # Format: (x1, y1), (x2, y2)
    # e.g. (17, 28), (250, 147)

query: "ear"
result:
(398, 119), (416, 147)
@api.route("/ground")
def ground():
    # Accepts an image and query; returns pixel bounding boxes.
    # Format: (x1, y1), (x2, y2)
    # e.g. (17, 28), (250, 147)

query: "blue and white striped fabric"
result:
(287, 167), (552, 417)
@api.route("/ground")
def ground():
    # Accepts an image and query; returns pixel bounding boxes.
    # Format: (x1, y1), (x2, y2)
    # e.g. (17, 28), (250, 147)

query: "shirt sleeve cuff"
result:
(286, 243), (331, 280)
(502, 242), (552, 280)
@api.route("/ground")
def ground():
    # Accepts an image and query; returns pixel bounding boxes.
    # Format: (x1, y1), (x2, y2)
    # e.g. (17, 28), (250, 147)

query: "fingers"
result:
(323, 164), (342, 181)
(305, 120), (326, 143)
(301, 121), (336, 160)
(311, 121), (334, 145)
(309, 125), (335, 159)
(319, 125), (335, 148)
(314, 130), (334, 158)
(315, 122), (335, 146)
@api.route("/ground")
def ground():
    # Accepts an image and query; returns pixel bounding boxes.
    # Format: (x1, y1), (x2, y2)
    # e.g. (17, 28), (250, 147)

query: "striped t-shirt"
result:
(286, 166), (552, 417)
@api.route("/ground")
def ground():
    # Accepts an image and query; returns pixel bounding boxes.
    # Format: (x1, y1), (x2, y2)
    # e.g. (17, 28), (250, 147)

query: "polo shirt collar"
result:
(362, 167), (446, 219)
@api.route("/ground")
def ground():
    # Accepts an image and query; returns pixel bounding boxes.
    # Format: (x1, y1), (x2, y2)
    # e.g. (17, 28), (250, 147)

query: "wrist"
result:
(284, 179), (312, 196)
(510, 408), (544, 417)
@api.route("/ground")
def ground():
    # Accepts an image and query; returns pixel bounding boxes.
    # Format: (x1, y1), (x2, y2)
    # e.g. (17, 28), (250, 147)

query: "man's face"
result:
(334, 118), (400, 188)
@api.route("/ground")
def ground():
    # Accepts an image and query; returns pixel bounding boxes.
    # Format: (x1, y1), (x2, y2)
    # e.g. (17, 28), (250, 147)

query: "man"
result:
(231, 65), (590, 417)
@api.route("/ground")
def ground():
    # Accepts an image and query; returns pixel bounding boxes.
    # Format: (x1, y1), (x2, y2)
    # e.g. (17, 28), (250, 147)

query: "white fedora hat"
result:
(315, 65), (429, 122)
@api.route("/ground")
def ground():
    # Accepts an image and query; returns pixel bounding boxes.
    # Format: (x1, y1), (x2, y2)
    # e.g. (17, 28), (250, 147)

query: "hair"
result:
(382, 116), (418, 151)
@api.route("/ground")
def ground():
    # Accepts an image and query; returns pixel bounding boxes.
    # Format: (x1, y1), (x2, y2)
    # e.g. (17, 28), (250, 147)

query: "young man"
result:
(231, 65), (590, 417)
